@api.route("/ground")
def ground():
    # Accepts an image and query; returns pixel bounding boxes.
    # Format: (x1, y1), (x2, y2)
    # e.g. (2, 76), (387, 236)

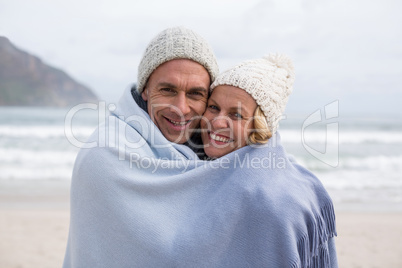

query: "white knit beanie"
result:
(137, 27), (219, 93)
(210, 53), (295, 134)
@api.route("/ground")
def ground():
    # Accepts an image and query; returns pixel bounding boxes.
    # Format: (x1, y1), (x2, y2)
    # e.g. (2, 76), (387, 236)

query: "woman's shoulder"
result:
(225, 151), (333, 214)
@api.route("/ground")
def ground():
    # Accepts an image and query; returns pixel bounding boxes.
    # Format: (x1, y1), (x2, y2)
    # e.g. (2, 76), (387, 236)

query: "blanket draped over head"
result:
(63, 88), (337, 268)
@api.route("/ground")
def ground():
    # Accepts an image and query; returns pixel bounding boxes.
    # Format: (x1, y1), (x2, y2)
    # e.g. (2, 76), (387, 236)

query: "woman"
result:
(201, 53), (291, 159)
(200, 53), (338, 267)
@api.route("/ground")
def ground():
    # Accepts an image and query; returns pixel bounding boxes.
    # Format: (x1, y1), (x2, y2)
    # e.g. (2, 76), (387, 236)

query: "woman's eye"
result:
(208, 105), (219, 111)
(231, 113), (243, 119)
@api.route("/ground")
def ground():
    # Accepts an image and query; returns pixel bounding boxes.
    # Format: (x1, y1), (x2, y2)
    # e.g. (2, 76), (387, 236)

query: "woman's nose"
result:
(211, 115), (230, 129)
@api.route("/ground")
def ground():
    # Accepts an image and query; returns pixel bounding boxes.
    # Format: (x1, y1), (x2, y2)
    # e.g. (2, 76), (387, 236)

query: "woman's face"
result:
(201, 85), (257, 159)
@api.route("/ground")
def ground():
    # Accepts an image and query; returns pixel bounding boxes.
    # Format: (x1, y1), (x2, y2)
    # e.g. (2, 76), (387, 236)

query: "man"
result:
(131, 27), (219, 147)
(63, 27), (219, 267)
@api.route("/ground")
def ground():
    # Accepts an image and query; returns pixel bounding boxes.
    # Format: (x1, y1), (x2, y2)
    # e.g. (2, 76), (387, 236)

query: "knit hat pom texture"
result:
(210, 53), (295, 134)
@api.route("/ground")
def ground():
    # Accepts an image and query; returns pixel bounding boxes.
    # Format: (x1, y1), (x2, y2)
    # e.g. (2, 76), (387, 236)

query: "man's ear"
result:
(141, 88), (148, 101)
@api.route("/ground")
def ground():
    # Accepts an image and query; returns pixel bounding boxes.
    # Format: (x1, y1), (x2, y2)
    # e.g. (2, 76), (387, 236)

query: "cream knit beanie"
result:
(137, 27), (219, 93)
(210, 53), (295, 134)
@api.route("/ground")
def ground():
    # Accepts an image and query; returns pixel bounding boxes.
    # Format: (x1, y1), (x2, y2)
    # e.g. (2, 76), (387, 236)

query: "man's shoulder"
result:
(130, 84), (147, 112)
(184, 132), (206, 159)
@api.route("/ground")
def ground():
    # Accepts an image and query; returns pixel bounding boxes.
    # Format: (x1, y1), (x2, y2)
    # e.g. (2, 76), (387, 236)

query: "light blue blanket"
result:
(63, 88), (337, 268)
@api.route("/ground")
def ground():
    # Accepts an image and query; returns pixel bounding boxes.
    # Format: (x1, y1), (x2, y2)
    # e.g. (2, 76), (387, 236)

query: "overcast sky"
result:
(1, 0), (401, 116)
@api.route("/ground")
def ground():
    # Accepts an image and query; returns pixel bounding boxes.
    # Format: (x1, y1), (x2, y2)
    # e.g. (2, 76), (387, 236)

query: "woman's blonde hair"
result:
(248, 106), (272, 144)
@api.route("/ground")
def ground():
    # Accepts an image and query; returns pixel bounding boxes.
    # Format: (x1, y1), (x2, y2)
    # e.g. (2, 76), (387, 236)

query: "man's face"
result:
(141, 59), (210, 144)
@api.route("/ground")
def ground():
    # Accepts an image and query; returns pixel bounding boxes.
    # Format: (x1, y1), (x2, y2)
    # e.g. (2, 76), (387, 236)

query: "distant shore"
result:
(0, 179), (401, 268)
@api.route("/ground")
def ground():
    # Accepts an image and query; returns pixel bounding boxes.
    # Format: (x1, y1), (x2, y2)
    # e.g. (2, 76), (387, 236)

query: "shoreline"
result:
(1, 179), (401, 212)
(1, 180), (401, 268)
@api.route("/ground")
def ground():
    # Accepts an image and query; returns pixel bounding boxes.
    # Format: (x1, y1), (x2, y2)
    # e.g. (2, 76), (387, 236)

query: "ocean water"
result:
(279, 116), (402, 211)
(0, 107), (401, 211)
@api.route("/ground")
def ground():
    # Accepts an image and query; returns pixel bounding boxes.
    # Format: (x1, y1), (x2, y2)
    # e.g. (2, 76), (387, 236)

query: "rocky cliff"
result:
(0, 36), (98, 107)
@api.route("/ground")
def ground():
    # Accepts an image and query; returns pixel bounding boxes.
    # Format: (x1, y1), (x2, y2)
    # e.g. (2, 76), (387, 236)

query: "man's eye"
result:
(188, 91), (206, 99)
(190, 91), (202, 96)
(160, 88), (175, 94)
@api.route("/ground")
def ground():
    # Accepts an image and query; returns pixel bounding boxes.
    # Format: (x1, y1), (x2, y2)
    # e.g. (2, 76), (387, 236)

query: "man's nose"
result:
(171, 93), (191, 115)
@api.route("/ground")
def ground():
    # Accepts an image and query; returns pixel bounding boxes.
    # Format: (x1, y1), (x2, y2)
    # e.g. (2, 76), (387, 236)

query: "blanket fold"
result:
(63, 87), (337, 268)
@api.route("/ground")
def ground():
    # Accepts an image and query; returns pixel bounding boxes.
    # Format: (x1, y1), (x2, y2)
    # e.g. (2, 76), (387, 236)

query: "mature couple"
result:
(63, 27), (338, 267)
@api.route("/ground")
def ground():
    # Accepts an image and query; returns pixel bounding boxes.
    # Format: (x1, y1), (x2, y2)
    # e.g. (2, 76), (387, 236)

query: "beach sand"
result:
(0, 209), (70, 268)
(0, 181), (401, 268)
